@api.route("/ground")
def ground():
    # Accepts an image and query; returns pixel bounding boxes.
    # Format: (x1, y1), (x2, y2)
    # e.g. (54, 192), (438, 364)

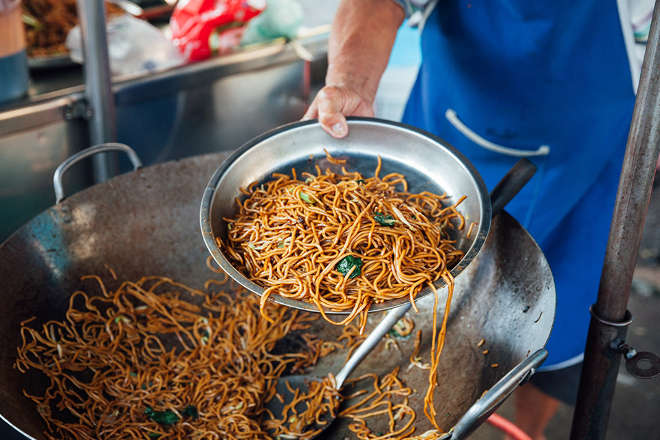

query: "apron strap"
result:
(445, 109), (551, 157)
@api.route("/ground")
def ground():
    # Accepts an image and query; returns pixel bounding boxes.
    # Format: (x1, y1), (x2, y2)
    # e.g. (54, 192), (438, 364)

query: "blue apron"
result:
(402, 1), (635, 368)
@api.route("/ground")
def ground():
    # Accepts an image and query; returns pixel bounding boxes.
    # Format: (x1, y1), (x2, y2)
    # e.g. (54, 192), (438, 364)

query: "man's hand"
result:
(303, 85), (374, 138)
(302, 0), (404, 138)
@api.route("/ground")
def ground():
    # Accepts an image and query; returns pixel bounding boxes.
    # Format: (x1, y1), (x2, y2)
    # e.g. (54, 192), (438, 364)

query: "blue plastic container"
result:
(0, 49), (28, 103)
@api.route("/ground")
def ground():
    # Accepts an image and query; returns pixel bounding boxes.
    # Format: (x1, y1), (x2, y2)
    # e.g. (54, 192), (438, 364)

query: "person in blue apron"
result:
(303, 0), (648, 437)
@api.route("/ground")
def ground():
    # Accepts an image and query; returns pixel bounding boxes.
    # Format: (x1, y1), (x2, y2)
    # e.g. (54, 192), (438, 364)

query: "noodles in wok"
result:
(16, 271), (438, 439)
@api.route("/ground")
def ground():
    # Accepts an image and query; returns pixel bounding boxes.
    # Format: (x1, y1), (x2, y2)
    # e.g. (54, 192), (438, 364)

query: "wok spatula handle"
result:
(489, 158), (536, 216)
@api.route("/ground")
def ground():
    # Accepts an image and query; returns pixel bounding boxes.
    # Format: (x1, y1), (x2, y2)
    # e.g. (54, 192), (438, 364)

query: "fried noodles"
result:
(220, 154), (465, 333)
(16, 274), (447, 439)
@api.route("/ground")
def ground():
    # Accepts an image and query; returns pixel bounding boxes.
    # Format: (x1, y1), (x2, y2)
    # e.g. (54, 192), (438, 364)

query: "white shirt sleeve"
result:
(389, 0), (438, 29)
(617, 0), (654, 94)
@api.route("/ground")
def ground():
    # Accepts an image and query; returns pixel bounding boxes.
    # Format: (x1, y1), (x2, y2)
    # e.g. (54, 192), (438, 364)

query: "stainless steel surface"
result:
(571, 2), (660, 439)
(0, 114), (91, 241)
(148, 58), (318, 162)
(53, 143), (142, 203)
(0, 31), (328, 243)
(0, 95), (83, 136)
(0, 152), (554, 439)
(0, 30), (328, 140)
(201, 118), (492, 313)
(452, 349), (547, 439)
(76, 0), (119, 182)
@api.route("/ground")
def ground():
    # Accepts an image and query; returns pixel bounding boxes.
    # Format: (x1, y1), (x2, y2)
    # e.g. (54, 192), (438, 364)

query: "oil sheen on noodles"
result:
(15, 269), (448, 439)
(220, 151), (466, 334)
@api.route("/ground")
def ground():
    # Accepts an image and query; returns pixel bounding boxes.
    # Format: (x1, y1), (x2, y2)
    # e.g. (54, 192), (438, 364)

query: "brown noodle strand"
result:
(16, 276), (324, 439)
(324, 148), (347, 165)
(221, 154), (465, 335)
(421, 278), (454, 432)
(16, 274), (453, 439)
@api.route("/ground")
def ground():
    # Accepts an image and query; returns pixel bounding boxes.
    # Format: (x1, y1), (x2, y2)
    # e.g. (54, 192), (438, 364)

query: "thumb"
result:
(316, 87), (357, 138)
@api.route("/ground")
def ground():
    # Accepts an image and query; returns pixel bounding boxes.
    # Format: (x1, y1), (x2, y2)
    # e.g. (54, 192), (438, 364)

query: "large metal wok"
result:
(0, 144), (554, 439)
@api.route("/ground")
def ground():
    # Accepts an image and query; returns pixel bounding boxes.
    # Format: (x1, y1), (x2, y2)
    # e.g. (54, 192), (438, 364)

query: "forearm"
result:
(327, 0), (404, 103)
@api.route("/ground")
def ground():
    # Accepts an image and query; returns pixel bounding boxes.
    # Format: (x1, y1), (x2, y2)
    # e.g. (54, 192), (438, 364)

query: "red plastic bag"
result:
(170, 0), (264, 62)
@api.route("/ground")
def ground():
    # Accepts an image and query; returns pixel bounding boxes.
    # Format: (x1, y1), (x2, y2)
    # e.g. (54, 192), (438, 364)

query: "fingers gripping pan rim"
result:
(200, 117), (492, 313)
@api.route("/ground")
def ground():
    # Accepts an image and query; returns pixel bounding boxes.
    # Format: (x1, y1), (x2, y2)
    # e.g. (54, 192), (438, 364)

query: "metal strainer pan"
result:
(200, 117), (492, 313)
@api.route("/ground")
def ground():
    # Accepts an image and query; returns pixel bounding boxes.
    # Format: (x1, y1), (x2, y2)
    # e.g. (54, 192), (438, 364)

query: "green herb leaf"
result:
(388, 328), (402, 338)
(22, 14), (41, 29)
(130, 371), (137, 377)
(356, 179), (365, 184)
(335, 255), (363, 278)
(299, 191), (314, 204)
(247, 242), (266, 251)
(182, 405), (198, 420)
(148, 433), (161, 439)
(145, 407), (179, 426)
(374, 212), (396, 227)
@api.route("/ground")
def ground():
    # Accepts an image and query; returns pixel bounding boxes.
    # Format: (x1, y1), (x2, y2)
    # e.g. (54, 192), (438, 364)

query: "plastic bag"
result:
(170, 0), (265, 62)
(66, 14), (185, 76)
(240, 0), (303, 46)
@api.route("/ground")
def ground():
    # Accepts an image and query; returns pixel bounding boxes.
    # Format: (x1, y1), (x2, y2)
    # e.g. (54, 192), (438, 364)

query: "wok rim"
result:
(200, 117), (492, 313)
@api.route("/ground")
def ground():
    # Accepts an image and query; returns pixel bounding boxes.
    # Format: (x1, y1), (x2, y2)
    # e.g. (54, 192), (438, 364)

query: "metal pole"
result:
(76, 0), (118, 182)
(570, 2), (660, 439)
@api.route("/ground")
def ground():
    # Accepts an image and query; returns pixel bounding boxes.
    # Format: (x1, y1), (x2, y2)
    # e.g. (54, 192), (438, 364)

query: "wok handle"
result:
(450, 348), (548, 440)
(53, 143), (143, 203)
(490, 158), (537, 216)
